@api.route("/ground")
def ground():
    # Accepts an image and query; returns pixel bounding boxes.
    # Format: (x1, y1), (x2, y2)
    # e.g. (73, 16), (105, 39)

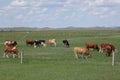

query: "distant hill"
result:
(0, 26), (120, 31)
(0, 27), (54, 31)
(0, 27), (37, 31)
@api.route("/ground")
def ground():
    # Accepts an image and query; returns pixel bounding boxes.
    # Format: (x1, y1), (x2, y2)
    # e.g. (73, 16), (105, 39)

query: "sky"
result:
(0, 0), (120, 28)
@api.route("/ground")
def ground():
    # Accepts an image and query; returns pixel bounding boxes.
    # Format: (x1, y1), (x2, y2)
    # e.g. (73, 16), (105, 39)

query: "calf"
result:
(34, 40), (46, 48)
(63, 39), (70, 48)
(74, 47), (91, 59)
(3, 45), (19, 58)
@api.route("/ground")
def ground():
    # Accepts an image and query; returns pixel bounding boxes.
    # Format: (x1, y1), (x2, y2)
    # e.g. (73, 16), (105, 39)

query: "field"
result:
(0, 30), (120, 80)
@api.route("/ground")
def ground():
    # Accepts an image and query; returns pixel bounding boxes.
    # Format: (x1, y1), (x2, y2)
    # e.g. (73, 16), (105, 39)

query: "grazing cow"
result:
(34, 40), (46, 48)
(47, 39), (56, 47)
(100, 43), (116, 56)
(26, 39), (34, 46)
(63, 39), (70, 48)
(86, 42), (99, 52)
(3, 45), (19, 58)
(104, 45), (112, 56)
(74, 47), (91, 59)
(4, 40), (17, 47)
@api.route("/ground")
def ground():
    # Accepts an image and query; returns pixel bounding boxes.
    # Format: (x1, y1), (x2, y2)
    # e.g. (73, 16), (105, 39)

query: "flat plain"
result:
(0, 30), (120, 80)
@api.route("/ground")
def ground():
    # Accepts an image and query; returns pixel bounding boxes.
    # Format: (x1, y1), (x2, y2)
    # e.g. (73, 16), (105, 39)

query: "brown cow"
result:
(74, 47), (91, 59)
(4, 40), (17, 47)
(104, 45), (112, 56)
(3, 45), (19, 58)
(26, 39), (34, 46)
(86, 42), (99, 52)
(47, 39), (56, 47)
(100, 43), (116, 56)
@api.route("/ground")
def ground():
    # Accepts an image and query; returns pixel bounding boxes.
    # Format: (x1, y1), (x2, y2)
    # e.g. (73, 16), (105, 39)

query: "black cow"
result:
(63, 40), (70, 48)
(34, 40), (46, 48)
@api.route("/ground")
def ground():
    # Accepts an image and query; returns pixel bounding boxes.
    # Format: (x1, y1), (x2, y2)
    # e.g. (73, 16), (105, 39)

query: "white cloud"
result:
(110, 0), (120, 3)
(109, 11), (116, 16)
(11, 0), (26, 6)
(0, 0), (120, 27)
(16, 14), (24, 19)
(93, 7), (108, 15)
(79, 0), (120, 18)
(87, 0), (104, 7)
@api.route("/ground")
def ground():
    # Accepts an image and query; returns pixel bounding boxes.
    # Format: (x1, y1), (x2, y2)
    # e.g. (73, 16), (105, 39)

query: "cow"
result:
(63, 39), (70, 48)
(74, 47), (91, 59)
(34, 40), (46, 48)
(99, 43), (116, 56)
(86, 42), (99, 52)
(104, 45), (112, 56)
(3, 45), (19, 58)
(26, 39), (34, 46)
(47, 39), (56, 47)
(4, 40), (17, 47)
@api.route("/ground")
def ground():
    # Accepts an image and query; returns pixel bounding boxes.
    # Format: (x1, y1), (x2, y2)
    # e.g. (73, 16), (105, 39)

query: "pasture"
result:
(0, 30), (120, 80)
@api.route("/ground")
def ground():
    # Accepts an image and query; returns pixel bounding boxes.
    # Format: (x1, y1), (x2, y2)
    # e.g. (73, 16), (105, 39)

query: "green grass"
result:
(0, 30), (120, 80)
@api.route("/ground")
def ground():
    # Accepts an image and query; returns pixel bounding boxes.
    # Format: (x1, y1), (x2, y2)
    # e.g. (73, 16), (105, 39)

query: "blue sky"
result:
(0, 0), (120, 28)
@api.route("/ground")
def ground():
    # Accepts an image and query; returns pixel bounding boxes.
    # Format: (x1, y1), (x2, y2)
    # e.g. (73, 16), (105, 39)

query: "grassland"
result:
(0, 30), (120, 80)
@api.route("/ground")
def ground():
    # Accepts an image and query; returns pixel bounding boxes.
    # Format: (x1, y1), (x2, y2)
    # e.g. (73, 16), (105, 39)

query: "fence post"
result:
(112, 51), (115, 66)
(20, 50), (24, 64)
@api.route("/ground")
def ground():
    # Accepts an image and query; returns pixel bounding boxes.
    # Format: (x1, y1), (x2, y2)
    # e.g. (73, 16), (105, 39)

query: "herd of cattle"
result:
(3, 39), (70, 58)
(74, 42), (116, 59)
(3, 39), (116, 59)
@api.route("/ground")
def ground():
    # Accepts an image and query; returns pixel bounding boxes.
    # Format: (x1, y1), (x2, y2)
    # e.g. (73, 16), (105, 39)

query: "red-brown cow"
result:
(3, 45), (19, 58)
(86, 42), (99, 52)
(74, 47), (91, 59)
(26, 39), (34, 46)
(100, 43), (116, 56)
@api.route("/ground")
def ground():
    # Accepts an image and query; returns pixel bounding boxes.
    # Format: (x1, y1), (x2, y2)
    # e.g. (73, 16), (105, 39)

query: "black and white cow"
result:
(34, 40), (46, 48)
(63, 39), (70, 48)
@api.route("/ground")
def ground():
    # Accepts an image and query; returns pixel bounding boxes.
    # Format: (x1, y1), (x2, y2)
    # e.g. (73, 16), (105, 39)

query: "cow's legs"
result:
(99, 47), (103, 53)
(54, 42), (56, 47)
(13, 54), (16, 58)
(85, 56), (88, 60)
(3, 53), (6, 58)
(74, 52), (78, 59)
(34, 43), (37, 48)
(6, 54), (9, 58)
(41, 42), (46, 48)
(3, 53), (9, 58)
(81, 54), (84, 59)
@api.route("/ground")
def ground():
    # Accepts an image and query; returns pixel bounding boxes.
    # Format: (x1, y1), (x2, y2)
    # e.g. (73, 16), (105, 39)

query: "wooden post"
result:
(112, 51), (115, 66)
(20, 50), (24, 64)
